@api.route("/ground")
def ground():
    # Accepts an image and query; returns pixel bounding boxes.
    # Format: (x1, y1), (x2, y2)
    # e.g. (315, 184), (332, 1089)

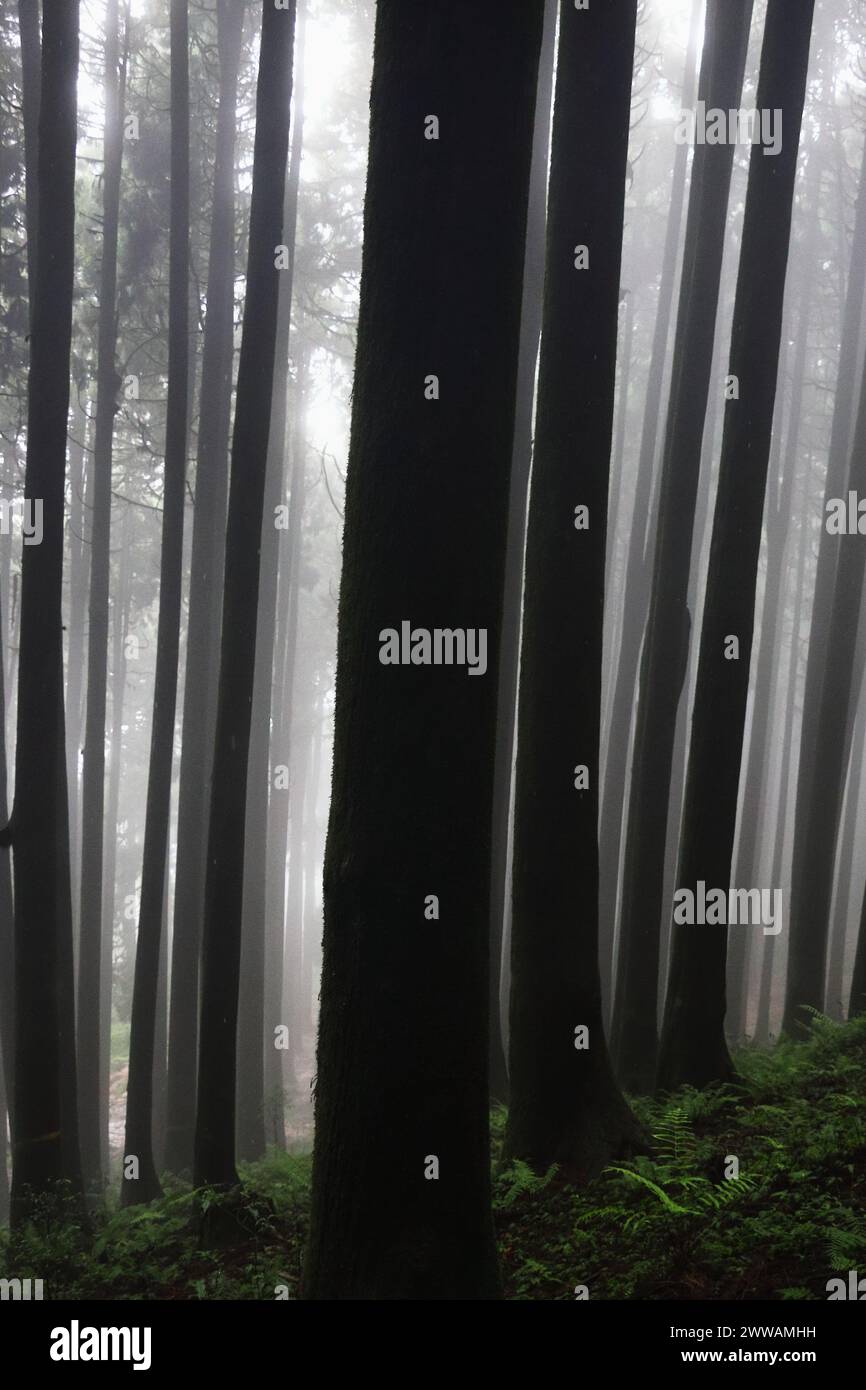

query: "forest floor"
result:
(2, 1012), (865, 1299)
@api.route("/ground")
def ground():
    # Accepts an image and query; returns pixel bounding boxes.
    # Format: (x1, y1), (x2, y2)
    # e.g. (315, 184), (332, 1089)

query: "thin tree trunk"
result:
(726, 170), (819, 1037)
(658, 0), (815, 1091)
(301, 691), (322, 1035)
(101, 505), (132, 1177)
(487, 0), (557, 1106)
(600, 0), (703, 1023)
(66, 396), (88, 932)
(194, 0), (296, 1192)
(755, 459), (813, 1043)
(826, 701), (866, 1017)
(264, 344), (308, 1140)
(0, 571), (14, 1157)
(78, 0), (127, 1194)
(237, 4), (306, 1162)
(165, 0), (244, 1177)
(783, 125), (866, 1035)
(610, 0), (754, 1093)
(122, 0), (189, 1207)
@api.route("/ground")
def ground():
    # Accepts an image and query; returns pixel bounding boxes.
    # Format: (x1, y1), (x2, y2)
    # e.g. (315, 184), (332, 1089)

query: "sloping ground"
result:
(2, 1014), (864, 1299)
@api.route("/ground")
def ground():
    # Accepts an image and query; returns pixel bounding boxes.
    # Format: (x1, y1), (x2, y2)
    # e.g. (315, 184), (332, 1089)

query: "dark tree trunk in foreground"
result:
(78, 0), (126, 1194)
(9, 0), (83, 1224)
(504, 0), (640, 1179)
(487, 0), (557, 1107)
(657, 0), (814, 1092)
(194, 0), (295, 1191)
(783, 132), (866, 1037)
(610, 0), (753, 1094)
(166, 0), (243, 1178)
(122, 0), (189, 1207)
(600, 0), (701, 1019)
(303, 0), (544, 1300)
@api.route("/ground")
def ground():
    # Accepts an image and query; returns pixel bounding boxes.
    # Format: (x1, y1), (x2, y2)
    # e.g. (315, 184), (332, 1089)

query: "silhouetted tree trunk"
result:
(122, 0), (189, 1207)
(504, 0), (639, 1178)
(17, 0), (39, 296)
(610, 0), (753, 1093)
(78, 0), (127, 1194)
(0, 1039), (7, 1223)
(657, 0), (814, 1092)
(726, 181), (819, 1037)
(194, 0), (295, 1191)
(101, 505), (131, 1176)
(850, 832), (866, 1013)
(0, 584), (14, 1162)
(238, 6), (305, 1161)
(783, 129), (866, 1037)
(285, 684), (310, 1081)
(264, 346), (308, 1140)
(303, 0), (545, 1299)
(301, 691), (322, 1033)
(827, 703), (865, 1017)
(487, 0), (557, 1107)
(165, 0), (244, 1177)
(66, 398), (88, 930)
(600, 0), (702, 1022)
(9, 0), (83, 1224)
(756, 459), (813, 1043)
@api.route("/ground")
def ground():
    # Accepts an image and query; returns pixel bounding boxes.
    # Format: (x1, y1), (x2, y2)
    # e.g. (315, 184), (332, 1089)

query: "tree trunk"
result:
(755, 457), (813, 1044)
(657, 0), (815, 1092)
(165, 0), (244, 1177)
(726, 167), (819, 1037)
(487, 0), (557, 1107)
(9, 0), (84, 1224)
(783, 129), (866, 1036)
(826, 702), (866, 1017)
(504, 0), (640, 1178)
(0, 572), (14, 1158)
(600, 0), (703, 1027)
(66, 397), (88, 935)
(301, 695), (322, 1036)
(303, 0), (545, 1300)
(78, 0), (126, 1195)
(122, 0), (189, 1207)
(194, 0), (296, 1191)
(610, 0), (754, 1093)
(263, 348), (308, 1143)
(101, 505), (132, 1176)
(237, 6), (306, 1162)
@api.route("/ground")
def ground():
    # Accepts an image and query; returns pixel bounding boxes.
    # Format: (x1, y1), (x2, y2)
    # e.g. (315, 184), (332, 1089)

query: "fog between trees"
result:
(0, 0), (864, 1304)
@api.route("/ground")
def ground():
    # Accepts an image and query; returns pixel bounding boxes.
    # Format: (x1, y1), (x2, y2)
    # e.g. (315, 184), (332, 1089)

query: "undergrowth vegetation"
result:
(2, 1014), (864, 1300)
